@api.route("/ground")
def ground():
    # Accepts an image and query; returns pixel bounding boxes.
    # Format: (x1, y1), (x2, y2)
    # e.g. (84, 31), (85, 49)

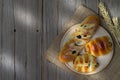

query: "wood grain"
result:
(14, 0), (27, 80)
(2, 0), (15, 80)
(0, 0), (2, 79)
(36, 0), (42, 80)
(43, 0), (58, 80)
(0, 0), (120, 80)
(14, 0), (42, 80)
(26, 0), (38, 80)
(86, 0), (98, 13)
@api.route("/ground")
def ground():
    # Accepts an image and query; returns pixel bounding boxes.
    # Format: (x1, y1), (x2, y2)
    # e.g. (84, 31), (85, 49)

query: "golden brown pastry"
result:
(85, 36), (112, 57)
(59, 38), (87, 62)
(73, 54), (98, 73)
(59, 15), (100, 62)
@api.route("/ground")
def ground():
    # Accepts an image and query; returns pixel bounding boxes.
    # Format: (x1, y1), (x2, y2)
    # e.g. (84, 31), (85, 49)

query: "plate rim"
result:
(60, 25), (114, 75)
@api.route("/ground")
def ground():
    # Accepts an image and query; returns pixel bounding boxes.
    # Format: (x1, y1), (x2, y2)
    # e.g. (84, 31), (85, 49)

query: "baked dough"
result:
(73, 54), (98, 73)
(59, 15), (99, 62)
(85, 36), (112, 57)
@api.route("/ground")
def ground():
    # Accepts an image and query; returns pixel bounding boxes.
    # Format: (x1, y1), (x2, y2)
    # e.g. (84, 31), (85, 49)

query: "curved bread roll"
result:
(73, 54), (98, 73)
(59, 15), (99, 62)
(85, 36), (112, 57)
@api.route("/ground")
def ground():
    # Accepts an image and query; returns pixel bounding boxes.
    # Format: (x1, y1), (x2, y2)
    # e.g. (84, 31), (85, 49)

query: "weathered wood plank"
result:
(58, 0), (77, 33)
(13, 0), (27, 80)
(14, 0), (43, 80)
(102, 0), (120, 17)
(36, 0), (42, 80)
(0, 0), (2, 79)
(86, 0), (98, 13)
(43, 0), (58, 47)
(43, 0), (58, 80)
(57, 0), (86, 34)
(26, 0), (38, 80)
(1, 0), (15, 80)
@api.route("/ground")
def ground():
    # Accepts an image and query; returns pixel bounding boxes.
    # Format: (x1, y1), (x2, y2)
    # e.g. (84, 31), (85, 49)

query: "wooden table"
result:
(0, 0), (120, 80)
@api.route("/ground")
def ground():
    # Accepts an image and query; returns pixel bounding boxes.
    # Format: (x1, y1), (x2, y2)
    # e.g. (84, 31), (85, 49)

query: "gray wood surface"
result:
(14, 0), (27, 80)
(0, 0), (2, 79)
(1, 0), (15, 80)
(0, 0), (120, 80)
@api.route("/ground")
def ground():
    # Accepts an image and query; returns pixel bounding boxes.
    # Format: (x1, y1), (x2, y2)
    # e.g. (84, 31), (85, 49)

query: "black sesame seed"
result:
(84, 25), (87, 27)
(72, 50), (76, 54)
(84, 35), (87, 37)
(76, 35), (81, 39)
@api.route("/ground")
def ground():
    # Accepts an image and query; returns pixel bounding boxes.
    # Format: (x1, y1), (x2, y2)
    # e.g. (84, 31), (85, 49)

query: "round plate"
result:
(60, 25), (114, 75)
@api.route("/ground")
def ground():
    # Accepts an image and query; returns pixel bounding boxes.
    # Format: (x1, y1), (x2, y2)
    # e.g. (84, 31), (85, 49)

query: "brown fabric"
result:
(45, 5), (116, 79)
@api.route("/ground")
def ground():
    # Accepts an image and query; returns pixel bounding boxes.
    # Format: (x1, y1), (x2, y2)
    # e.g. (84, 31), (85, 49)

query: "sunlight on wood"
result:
(1, 52), (24, 75)
(14, 6), (36, 27)
(2, 53), (14, 71)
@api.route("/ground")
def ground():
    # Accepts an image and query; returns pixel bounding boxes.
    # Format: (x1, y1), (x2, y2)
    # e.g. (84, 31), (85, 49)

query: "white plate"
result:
(60, 25), (114, 75)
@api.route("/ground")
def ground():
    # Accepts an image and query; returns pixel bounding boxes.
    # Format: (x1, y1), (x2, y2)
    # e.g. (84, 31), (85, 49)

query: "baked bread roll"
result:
(73, 54), (98, 73)
(59, 15), (99, 62)
(59, 38), (87, 62)
(85, 36), (112, 57)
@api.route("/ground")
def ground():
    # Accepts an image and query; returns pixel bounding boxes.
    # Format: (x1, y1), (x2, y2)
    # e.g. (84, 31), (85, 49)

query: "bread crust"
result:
(59, 15), (100, 62)
(85, 36), (112, 57)
(73, 54), (98, 73)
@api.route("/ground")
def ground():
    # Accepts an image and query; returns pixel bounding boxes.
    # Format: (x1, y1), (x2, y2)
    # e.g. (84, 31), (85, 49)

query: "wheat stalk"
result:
(98, 1), (120, 47)
(112, 17), (120, 42)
